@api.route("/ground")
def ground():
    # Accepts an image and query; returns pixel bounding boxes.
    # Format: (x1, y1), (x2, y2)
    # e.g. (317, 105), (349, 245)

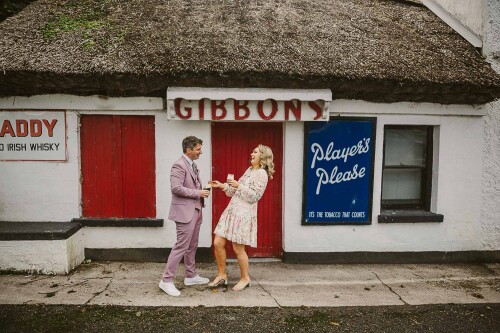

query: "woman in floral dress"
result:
(208, 144), (275, 291)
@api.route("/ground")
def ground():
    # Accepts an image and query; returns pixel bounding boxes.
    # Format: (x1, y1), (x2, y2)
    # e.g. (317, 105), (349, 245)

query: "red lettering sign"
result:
(257, 99), (278, 121)
(175, 98), (192, 119)
(43, 119), (57, 137)
(198, 100), (205, 120)
(0, 119), (15, 137)
(30, 119), (42, 137)
(211, 100), (227, 120)
(170, 98), (325, 121)
(234, 100), (250, 120)
(308, 101), (322, 120)
(284, 100), (301, 120)
(0, 118), (59, 137)
(15, 120), (29, 137)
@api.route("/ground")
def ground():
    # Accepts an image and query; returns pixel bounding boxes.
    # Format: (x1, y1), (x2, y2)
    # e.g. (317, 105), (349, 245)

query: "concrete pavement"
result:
(0, 261), (499, 307)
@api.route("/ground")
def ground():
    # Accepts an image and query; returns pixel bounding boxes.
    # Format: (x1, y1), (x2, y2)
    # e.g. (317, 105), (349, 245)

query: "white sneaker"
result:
(159, 280), (180, 297)
(184, 275), (209, 286)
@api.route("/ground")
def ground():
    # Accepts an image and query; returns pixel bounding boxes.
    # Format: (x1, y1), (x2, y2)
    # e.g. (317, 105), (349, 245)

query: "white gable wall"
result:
(432, 0), (483, 37)
(481, 0), (500, 250)
(481, 103), (500, 250)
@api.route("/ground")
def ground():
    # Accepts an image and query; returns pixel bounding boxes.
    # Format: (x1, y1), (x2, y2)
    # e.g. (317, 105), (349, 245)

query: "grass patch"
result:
(40, 1), (128, 51)
(42, 13), (106, 41)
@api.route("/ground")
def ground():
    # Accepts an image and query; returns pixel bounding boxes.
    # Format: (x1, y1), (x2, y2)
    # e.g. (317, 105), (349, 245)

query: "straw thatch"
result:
(0, 0), (499, 104)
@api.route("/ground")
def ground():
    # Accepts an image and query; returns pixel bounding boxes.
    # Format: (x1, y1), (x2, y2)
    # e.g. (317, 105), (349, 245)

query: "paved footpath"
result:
(0, 261), (499, 307)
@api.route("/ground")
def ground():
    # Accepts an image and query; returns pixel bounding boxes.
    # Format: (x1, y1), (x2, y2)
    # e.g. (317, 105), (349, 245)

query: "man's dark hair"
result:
(182, 136), (203, 152)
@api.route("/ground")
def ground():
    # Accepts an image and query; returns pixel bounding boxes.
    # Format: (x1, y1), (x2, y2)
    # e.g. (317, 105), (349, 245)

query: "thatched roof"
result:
(0, 0), (499, 104)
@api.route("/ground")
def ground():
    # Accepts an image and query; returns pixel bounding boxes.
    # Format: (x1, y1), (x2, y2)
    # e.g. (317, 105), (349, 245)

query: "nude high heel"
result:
(232, 280), (251, 291)
(208, 277), (228, 287)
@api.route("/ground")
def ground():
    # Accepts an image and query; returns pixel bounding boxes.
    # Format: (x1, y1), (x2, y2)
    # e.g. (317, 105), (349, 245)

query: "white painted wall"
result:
(0, 95), (212, 250)
(433, 0), (483, 36)
(481, 103), (500, 250)
(0, 111), (80, 221)
(483, 0), (500, 58)
(0, 230), (84, 274)
(1, 95), (496, 254)
(481, 0), (500, 250)
(283, 101), (487, 252)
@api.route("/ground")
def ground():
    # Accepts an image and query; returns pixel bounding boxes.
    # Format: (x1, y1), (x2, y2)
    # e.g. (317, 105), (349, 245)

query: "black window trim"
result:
(381, 125), (434, 211)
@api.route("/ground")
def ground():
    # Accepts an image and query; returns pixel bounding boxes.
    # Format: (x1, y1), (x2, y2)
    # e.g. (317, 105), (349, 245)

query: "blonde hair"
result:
(258, 144), (275, 179)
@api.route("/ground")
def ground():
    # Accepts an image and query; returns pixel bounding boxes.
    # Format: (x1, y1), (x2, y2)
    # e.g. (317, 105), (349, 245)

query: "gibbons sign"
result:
(166, 88), (332, 121)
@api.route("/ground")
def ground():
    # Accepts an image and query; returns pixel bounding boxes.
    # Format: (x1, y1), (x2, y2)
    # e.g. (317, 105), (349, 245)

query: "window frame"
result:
(381, 125), (434, 211)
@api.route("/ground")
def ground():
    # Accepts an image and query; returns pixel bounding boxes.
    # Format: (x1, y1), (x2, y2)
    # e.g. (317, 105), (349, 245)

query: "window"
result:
(80, 115), (156, 218)
(381, 126), (433, 211)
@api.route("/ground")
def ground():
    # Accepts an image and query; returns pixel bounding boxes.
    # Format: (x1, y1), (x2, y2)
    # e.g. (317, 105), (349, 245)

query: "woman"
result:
(208, 144), (275, 291)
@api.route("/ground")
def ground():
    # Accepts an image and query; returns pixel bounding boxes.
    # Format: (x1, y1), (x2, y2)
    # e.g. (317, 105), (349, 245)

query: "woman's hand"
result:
(209, 180), (224, 189)
(228, 179), (239, 188)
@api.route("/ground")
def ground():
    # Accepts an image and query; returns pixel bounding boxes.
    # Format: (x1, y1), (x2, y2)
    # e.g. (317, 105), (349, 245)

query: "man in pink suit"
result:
(159, 136), (210, 296)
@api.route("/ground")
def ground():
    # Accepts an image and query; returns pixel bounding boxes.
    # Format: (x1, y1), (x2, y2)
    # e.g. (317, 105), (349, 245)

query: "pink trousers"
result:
(162, 208), (203, 282)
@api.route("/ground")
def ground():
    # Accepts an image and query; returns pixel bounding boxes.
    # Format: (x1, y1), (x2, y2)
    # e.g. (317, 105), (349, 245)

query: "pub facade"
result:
(0, 0), (499, 273)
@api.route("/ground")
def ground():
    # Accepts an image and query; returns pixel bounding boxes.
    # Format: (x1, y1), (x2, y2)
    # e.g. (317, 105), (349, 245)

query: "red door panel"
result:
(81, 115), (156, 218)
(121, 116), (156, 217)
(212, 122), (283, 258)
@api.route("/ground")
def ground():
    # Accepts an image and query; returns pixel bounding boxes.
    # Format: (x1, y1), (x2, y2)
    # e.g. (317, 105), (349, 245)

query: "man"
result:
(159, 136), (210, 296)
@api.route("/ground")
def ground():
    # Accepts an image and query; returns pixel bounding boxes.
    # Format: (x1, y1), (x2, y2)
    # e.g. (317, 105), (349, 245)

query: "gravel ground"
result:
(0, 303), (499, 333)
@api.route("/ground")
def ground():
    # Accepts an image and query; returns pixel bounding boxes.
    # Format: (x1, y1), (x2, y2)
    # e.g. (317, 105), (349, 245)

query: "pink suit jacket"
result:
(168, 156), (203, 223)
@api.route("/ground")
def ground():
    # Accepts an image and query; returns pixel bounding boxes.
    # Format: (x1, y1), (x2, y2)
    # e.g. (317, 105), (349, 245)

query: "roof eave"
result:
(1, 70), (499, 105)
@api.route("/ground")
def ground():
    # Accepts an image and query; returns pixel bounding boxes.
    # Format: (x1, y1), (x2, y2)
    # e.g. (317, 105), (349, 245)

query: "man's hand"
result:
(209, 180), (224, 188)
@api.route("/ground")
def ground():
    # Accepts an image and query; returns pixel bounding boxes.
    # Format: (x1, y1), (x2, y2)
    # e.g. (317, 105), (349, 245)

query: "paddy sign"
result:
(0, 111), (66, 161)
(303, 118), (376, 225)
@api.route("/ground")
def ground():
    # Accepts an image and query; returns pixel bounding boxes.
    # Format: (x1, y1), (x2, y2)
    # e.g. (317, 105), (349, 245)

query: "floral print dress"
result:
(214, 167), (269, 247)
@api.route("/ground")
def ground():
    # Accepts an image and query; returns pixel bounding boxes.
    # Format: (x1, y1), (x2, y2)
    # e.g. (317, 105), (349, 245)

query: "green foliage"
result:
(41, 12), (106, 41)
(39, 1), (127, 51)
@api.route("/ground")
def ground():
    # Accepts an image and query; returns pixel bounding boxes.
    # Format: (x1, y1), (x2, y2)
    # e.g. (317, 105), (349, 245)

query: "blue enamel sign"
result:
(303, 118), (376, 224)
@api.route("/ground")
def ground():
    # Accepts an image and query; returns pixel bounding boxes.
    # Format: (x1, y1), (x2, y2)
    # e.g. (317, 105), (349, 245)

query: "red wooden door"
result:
(81, 115), (156, 218)
(212, 122), (283, 258)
